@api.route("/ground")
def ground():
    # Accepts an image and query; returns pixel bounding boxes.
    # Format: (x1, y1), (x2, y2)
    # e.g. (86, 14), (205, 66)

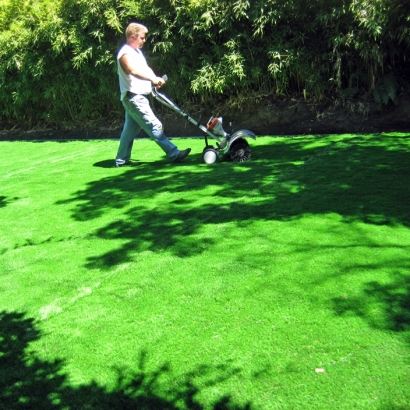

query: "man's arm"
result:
(120, 54), (165, 86)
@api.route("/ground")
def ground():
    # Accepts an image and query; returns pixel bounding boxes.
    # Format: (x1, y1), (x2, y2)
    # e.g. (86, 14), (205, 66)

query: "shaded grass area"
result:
(55, 134), (410, 265)
(1, 134), (410, 409)
(0, 311), (249, 410)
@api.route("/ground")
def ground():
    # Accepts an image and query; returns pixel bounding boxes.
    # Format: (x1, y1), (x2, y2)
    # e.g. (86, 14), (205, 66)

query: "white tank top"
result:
(117, 44), (152, 100)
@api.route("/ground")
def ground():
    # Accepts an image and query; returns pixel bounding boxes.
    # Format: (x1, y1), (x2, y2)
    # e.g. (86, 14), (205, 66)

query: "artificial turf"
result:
(1, 133), (409, 409)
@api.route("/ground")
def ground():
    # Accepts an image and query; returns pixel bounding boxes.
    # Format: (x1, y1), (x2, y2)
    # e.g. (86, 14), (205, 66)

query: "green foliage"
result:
(0, 0), (122, 127)
(191, 40), (246, 95)
(0, 0), (409, 128)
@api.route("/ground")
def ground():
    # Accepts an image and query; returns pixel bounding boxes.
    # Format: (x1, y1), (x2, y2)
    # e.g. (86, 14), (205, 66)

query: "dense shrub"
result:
(0, 0), (409, 127)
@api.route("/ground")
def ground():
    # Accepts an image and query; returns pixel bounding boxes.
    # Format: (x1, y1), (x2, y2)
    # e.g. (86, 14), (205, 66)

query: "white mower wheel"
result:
(203, 146), (218, 164)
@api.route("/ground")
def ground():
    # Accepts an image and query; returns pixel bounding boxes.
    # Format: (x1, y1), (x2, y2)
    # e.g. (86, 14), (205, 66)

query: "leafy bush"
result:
(0, 0), (122, 127)
(0, 0), (409, 128)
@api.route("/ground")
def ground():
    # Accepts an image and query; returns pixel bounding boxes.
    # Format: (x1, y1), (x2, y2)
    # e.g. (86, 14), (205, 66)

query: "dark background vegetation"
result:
(0, 0), (409, 137)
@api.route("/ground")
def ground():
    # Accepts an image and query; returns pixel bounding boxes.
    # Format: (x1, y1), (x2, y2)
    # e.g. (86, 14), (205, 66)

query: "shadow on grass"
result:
(55, 133), (410, 267)
(332, 272), (410, 333)
(93, 159), (117, 168)
(0, 310), (252, 410)
(0, 196), (7, 208)
(0, 195), (19, 208)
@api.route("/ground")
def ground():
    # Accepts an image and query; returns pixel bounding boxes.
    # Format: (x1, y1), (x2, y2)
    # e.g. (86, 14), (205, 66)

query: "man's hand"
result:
(152, 76), (166, 88)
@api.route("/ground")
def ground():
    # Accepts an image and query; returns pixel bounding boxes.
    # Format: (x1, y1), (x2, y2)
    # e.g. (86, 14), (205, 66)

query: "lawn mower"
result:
(152, 77), (256, 164)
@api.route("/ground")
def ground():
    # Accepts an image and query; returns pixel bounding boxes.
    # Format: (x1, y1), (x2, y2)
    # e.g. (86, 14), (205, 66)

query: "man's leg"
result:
(115, 110), (141, 166)
(123, 94), (180, 161)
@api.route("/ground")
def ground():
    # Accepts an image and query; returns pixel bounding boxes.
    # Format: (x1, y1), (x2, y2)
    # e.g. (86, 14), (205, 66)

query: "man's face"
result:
(133, 32), (147, 49)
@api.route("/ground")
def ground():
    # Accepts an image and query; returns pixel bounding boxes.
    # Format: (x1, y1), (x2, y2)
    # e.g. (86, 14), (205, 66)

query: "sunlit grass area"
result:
(1, 133), (410, 409)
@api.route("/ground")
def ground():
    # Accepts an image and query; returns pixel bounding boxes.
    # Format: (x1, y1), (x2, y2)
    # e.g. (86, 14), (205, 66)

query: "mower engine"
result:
(206, 116), (228, 137)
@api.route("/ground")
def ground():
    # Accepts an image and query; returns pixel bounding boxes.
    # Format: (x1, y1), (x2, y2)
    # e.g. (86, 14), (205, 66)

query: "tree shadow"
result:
(54, 133), (410, 268)
(0, 195), (19, 208)
(332, 271), (410, 334)
(0, 196), (7, 208)
(0, 310), (253, 410)
(378, 404), (410, 410)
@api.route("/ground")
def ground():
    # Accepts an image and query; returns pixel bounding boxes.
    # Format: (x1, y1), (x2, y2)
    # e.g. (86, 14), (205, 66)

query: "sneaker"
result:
(173, 148), (191, 163)
(115, 160), (139, 167)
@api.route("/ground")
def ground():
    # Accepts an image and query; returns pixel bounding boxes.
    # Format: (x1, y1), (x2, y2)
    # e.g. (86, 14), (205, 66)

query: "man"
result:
(115, 23), (191, 167)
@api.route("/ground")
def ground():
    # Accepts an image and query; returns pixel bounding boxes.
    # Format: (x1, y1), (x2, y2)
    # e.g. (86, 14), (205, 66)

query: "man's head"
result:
(126, 23), (148, 49)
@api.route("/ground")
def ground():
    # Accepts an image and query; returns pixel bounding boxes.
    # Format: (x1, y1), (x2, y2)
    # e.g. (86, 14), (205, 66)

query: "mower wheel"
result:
(203, 146), (218, 164)
(229, 138), (251, 162)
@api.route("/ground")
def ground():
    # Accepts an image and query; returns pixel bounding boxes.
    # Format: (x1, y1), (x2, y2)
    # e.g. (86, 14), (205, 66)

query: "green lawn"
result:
(1, 133), (409, 409)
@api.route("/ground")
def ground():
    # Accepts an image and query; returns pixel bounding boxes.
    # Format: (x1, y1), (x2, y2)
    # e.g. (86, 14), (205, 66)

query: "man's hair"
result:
(125, 23), (148, 40)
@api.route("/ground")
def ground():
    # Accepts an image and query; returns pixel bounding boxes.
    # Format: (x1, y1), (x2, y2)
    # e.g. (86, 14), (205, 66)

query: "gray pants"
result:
(116, 93), (179, 163)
